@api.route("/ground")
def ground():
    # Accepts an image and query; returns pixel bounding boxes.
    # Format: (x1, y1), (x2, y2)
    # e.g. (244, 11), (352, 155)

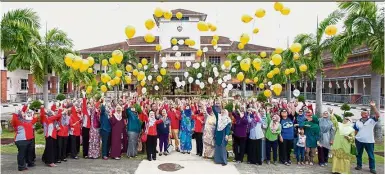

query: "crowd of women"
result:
(12, 92), (380, 174)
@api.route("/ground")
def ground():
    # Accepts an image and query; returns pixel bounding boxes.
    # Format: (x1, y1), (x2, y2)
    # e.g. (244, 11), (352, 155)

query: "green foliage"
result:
(343, 111), (354, 118)
(224, 101), (234, 113)
(201, 95), (210, 99)
(36, 128), (44, 134)
(340, 103), (351, 111)
(297, 95), (305, 103)
(29, 100), (42, 111)
(334, 114), (343, 123)
(35, 122), (43, 130)
(134, 103), (142, 113)
(256, 92), (267, 102)
(56, 93), (66, 101)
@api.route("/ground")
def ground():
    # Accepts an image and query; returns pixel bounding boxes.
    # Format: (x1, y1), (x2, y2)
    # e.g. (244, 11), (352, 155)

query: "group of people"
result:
(12, 92), (381, 174)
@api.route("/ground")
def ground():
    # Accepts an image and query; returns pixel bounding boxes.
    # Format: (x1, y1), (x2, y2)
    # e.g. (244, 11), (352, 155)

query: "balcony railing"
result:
(300, 92), (384, 106)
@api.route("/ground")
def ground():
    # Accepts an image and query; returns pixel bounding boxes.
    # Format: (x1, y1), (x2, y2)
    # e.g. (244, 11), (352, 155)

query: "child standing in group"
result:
(296, 128), (306, 165)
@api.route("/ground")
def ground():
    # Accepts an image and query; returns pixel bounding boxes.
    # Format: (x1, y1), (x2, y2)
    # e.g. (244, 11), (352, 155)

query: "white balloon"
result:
(161, 57), (166, 62)
(143, 76), (147, 81)
(177, 82), (182, 88)
(154, 85), (159, 91)
(141, 87), (147, 94)
(224, 88), (229, 94)
(148, 75), (152, 81)
(181, 81), (186, 86)
(193, 63), (200, 69)
(199, 82), (205, 89)
(201, 62), (207, 68)
(154, 64), (159, 70)
(227, 84), (233, 90)
(221, 64), (226, 70)
(231, 68), (236, 73)
(195, 79), (200, 85)
(161, 62), (167, 68)
(208, 77), (213, 84)
(268, 81), (272, 86)
(172, 45), (179, 51)
(216, 47), (222, 52)
(293, 89), (301, 97)
(222, 76), (228, 82)
(221, 83), (227, 88)
(213, 45), (218, 49)
(186, 61), (191, 67)
(218, 78), (223, 84)
(270, 85), (274, 90)
(184, 72), (189, 78)
(175, 52), (182, 57)
(214, 71), (219, 77)
(197, 73), (202, 79)
(203, 47), (208, 52)
(227, 74), (232, 80)
(175, 77), (180, 82)
(237, 56), (242, 61)
(178, 39), (184, 45)
(188, 77), (194, 83)
(144, 65), (148, 70)
(213, 67), (218, 72)
(269, 60), (274, 65)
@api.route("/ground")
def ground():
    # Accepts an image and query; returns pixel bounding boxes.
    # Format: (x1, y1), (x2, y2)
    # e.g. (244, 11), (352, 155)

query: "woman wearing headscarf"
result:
(158, 109), (171, 156)
(213, 101), (232, 166)
(330, 110), (355, 174)
(265, 113), (281, 165)
(57, 109), (70, 162)
(233, 106), (249, 163)
(203, 106), (216, 159)
(69, 104), (82, 160)
(41, 106), (63, 166)
(144, 111), (163, 161)
(318, 110), (335, 167)
(247, 108), (263, 165)
(88, 100), (100, 159)
(278, 109), (295, 166)
(179, 105), (194, 154)
(109, 106), (125, 160)
(126, 103), (142, 158)
(259, 108), (268, 163)
(99, 98), (111, 160)
(81, 92), (91, 159)
(303, 110), (320, 165)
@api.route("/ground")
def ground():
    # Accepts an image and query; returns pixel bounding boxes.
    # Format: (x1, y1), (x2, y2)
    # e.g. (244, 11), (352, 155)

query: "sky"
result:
(2, 2), (347, 50)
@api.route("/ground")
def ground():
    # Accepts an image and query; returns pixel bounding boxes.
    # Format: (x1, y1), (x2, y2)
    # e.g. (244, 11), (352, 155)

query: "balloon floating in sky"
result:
(125, 25), (136, 39)
(274, 2), (284, 11)
(197, 21), (209, 31)
(176, 12), (183, 19)
(280, 7), (290, 15)
(154, 7), (163, 18)
(145, 19), (155, 30)
(241, 14), (253, 23)
(255, 9), (266, 18)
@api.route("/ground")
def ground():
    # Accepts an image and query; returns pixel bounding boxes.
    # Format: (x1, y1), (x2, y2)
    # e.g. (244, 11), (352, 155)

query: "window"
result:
(170, 17), (189, 21)
(20, 79), (27, 90)
(3, 56), (7, 68)
(209, 56), (221, 65)
(170, 53), (191, 57)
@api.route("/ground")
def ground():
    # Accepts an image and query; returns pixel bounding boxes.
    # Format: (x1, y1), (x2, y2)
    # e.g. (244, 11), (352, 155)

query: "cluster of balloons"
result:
(241, 8), (266, 24)
(64, 53), (95, 73)
(274, 2), (290, 15)
(197, 21), (217, 32)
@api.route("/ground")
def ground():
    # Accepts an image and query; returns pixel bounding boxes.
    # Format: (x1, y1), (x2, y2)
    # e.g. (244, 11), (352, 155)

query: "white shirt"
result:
(354, 117), (377, 143)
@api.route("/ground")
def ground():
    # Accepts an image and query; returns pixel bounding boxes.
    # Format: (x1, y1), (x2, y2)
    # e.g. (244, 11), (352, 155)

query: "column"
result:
(68, 81), (73, 93)
(353, 79), (358, 94)
(1, 70), (7, 103)
(50, 76), (57, 94)
(28, 74), (35, 95)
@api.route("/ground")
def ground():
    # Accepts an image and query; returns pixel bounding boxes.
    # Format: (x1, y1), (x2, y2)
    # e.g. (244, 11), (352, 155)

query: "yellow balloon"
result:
(144, 33), (156, 43)
(211, 39), (218, 46)
(253, 28), (260, 34)
(156, 75), (163, 82)
(213, 35), (219, 41)
(273, 67), (280, 75)
(141, 58), (148, 66)
(174, 61), (181, 70)
(64, 53), (74, 67)
(290, 67), (296, 73)
(137, 63), (143, 69)
(154, 7), (163, 18)
(259, 83), (265, 89)
(274, 2), (284, 11)
(325, 25), (337, 36)
(137, 71), (145, 81)
(160, 68), (167, 75)
(112, 50), (123, 64)
(238, 43), (245, 50)
(240, 33), (250, 44)
(255, 9), (266, 18)
(87, 68), (93, 73)
(237, 72), (245, 81)
(188, 40), (195, 46)
(109, 80), (115, 86)
(140, 80), (146, 87)
(284, 69), (291, 75)
(133, 69), (139, 76)
(125, 76), (132, 84)
(196, 49), (203, 57)
(171, 38), (178, 45)
(72, 56), (82, 70)
(80, 60), (89, 72)
(109, 57), (116, 65)
(264, 89), (272, 98)
(114, 77), (121, 84)
(240, 59), (251, 72)
(197, 21), (209, 31)
(260, 51), (267, 58)
(102, 59), (108, 67)
(210, 25), (217, 32)
(125, 25), (136, 39)
(224, 60), (231, 68)
(163, 11), (172, 20)
(145, 19), (155, 30)
(184, 39), (191, 46)
(87, 57), (94, 66)
(154, 44), (162, 52)
(101, 73), (108, 83)
(252, 58), (262, 69)
(290, 43), (302, 53)
(272, 54), (282, 66)
(280, 7), (290, 15)
(273, 84), (283, 96)
(300, 64), (308, 72)
(115, 70), (123, 77)
(275, 47), (283, 54)
(293, 53), (300, 60)
(100, 85), (107, 93)
(267, 72), (274, 79)
(253, 77), (259, 84)
(241, 14), (253, 23)
(176, 12), (183, 19)
(245, 79), (252, 84)
(125, 65), (133, 72)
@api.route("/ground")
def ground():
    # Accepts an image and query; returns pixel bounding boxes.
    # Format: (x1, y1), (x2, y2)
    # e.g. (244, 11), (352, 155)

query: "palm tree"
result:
(331, 2), (384, 141)
(294, 10), (344, 116)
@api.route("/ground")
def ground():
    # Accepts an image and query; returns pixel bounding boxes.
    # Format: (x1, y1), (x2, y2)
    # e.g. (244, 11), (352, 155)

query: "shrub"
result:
(334, 114), (343, 123)
(340, 103), (351, 112)
(224, 101), (234, 113)
(29, 100), (42, 111)
(34, 122), (43, 130)
(297, 95), (305, 103)
(256, 92), (267, 102)
(56, 93), (66, 101)
(133, 103), (142, 114)
(36, 128), (44, 134)
(343, 111), (354, 118)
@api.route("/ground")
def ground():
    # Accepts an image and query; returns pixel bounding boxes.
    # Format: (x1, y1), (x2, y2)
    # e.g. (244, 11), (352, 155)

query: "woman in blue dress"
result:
(213, 103), (231, 166)
(179, 105), (194, 154)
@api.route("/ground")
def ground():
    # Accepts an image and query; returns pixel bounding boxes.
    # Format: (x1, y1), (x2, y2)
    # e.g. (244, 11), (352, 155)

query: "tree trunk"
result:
(242, 82), (246, 97)
(303, 76), (307, 101)
(315, 70), (323, 117)
(43, 75), (49, 107)
(115, 86), (118, 100)
(371, 71), (383, 142)
(286, 79), (291, 101)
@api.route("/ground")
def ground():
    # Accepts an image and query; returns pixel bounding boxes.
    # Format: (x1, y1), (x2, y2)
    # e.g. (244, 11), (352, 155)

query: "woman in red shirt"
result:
(192, 104), (205, 156)
(144, 111), (163, 161)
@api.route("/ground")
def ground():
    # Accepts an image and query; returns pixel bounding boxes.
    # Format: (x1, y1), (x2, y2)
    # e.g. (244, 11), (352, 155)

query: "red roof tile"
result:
(200, 36), (231, 45)
(323, 63), (371, 79)
(171, 9), (206, 16)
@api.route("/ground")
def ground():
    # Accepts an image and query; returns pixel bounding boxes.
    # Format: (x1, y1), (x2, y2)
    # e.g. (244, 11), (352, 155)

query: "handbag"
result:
(350, 144), (357, 155)
(166, 144), (174, 154)
(141, 132), (147, 142)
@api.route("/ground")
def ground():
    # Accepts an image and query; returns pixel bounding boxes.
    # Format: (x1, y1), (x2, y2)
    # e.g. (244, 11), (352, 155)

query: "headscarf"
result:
(319, 112), (333, 134)
(148, 111), (156, 127)
(338, 119), (354, 136)
(217, 109), (231, 131)
(305, 115), (320, 136)
(270, 114), (280, 132)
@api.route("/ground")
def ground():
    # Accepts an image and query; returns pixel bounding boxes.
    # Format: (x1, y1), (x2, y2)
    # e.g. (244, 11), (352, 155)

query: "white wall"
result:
(158, 20), (202, 50)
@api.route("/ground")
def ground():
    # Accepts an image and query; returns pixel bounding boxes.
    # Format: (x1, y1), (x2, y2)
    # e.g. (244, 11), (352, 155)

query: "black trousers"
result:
(195, 132), (203, 155)
(233, 136), (247, 162)
(146, 135), (157, 160)
(317, 146), (330, 164)
(69, 135), (80, 158)
(57, 136), (68, 160)
(279, 139), (293, 163)
(15, 140), (33, 170)
(248, 139), (262, 164)
(30, 138), (36, 162)
(43, 137), (57, 164)
(82, 127), (90, 157)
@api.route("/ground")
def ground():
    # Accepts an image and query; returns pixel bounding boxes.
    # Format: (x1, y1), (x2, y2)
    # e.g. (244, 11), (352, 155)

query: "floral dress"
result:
(179, 110), (194, 152)
(203, 113), (216, 158)
(88, 109), (100, 158)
